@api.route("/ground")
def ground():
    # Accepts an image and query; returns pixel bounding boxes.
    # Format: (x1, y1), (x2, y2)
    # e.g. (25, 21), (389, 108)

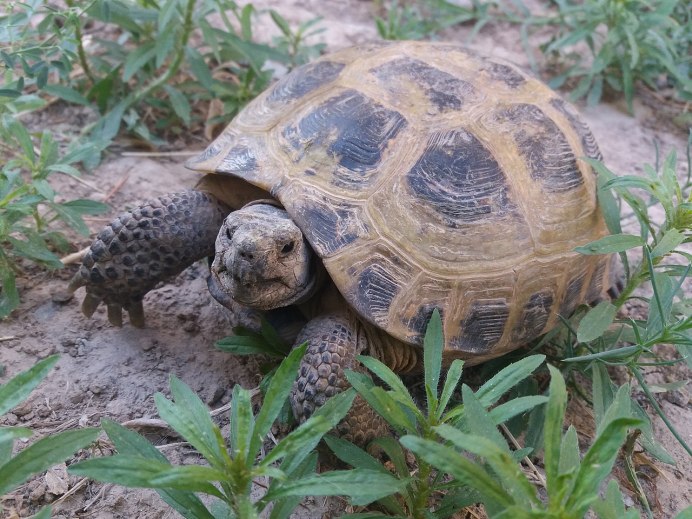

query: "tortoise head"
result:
(209, 203), (321, 310)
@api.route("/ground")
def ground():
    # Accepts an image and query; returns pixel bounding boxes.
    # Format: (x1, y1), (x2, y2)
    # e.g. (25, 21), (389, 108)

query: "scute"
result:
(187, 41), (612, 361)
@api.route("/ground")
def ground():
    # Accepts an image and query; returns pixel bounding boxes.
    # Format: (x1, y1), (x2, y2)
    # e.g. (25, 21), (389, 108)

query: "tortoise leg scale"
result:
(290, 314), (390, 446)
(69, 189), (230, 327)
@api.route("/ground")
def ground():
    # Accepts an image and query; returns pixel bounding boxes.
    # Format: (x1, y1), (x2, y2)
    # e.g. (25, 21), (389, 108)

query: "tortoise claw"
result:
(67, 272), (86, 293)
(127, 301), (146, 328)
(81, 293), (102, 318)
(107, 304), (123, 327)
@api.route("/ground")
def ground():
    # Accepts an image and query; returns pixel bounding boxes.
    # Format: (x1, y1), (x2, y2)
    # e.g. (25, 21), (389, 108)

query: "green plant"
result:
(320, 311), (546, 518)
(0, 107), (109, 318)
(402, 366), (642, 518)
(0, 355), (99, 515)
(69, 344), (406, 518)
(374, 0), (504, 41)
(1, 0), (325, 143)
(542, 141), (691, 462)
(541, 0), (692, 111)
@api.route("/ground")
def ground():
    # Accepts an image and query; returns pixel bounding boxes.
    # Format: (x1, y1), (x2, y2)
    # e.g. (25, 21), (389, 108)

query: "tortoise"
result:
(69, 41), (616, 443)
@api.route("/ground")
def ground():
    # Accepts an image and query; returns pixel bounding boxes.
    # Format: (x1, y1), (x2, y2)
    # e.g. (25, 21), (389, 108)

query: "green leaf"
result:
(424, 308), (443, 410)
(559, 425), (580, 476)
(47, 163), (82, 177)
(564, 417), (642, 516)
(262, 389), (355, 472)
(489, 396), (549, 425)
(434, 425), (538, 507)
(266, 469), (406, 507)
(577, 301), (617, 343)
(100, 419), (215, 519)
(323, 435), (388, 473)
(357, 356), (419, 416)
(69, 456), (225, 498)
(50, 202), (90, 236)
(460, 385), (508, 451)
(574, 234), (644, 254)
(60, 199), (109, 215)
(163, 85), (191, 126)
(216, 334), (284, 356)
(646, 271), (676, 339)
(155, 376), (228, 471)
(592, 363), (615, 429)
(250, 344), (306, 459)
(475, 355), (545, 408)
(42, 84), (89, 106)
(7, 236), (62, 267)
(229, 385), (254, 463)
(401, 435), (513, 508)
(0, 355), (59, 416)
(0, 269), (20, 319)
(543, 365), (567, 505)
(0, 428), (98, 495)
(438, 359), (463, 420)
(123, 42), (157, 81)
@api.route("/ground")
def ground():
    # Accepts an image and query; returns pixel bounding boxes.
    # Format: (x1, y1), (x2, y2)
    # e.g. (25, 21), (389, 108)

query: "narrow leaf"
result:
(0, 428), (98, 495)
(424, 308), (443, 410)
(250, 344), (306, 459)
(543, 365), (567, 504)
(577, 301), (617, 343)
(0, 355), (59, 416)
(574, 234), (644, 255)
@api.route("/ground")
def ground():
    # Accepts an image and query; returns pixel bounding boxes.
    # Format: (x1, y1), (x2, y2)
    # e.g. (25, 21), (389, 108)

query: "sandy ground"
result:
(1, 1), (690, 518)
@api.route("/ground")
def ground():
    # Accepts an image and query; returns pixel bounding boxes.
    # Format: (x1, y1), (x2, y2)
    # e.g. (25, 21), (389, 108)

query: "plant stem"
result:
(631, 367), (692, 457)
(65, 0), (96, 84)
(125, 0), (196, 110)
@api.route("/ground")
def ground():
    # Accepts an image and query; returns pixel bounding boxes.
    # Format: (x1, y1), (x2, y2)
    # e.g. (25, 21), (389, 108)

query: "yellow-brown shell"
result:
(187, 41), (614, 359)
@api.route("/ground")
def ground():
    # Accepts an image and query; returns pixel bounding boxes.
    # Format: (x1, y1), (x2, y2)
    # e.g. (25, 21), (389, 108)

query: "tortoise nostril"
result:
(239, 250), (254, 260)
(281, 241), (295, 254)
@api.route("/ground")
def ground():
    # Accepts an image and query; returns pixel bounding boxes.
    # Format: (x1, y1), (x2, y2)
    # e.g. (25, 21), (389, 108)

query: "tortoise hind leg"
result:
(69, 190), (230, 327)
(290, 314), (390, 446)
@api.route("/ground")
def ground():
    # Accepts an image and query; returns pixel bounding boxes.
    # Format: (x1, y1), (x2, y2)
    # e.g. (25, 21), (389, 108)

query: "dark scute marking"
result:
(371, 57), (475, 111)
(219, 145), (257, 173)
(585, 260), (607, 303)
(550, 98), (603, 163)
(355, 263), (400, 325)
(500, 104), (583, 193)
(405, 304), (443, 339)
(268, 61), (345, 103)
(513, 290), (553, 342)
(407, 129), (516, 225)
(451, 299), (509, 353)
(283, 90), (407, 188)
(301, 201), (363, 256)
(559, 272), (586, 317)
(485, 62), (526, 88)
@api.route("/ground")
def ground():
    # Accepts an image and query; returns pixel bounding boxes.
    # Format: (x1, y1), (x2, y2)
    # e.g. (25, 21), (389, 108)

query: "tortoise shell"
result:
(187, 41), (614, 360)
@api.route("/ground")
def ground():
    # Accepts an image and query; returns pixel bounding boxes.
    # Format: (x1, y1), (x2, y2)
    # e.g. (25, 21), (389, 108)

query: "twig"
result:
(61, 247), (90, 265)
(103, 172), (130, 202)
(121, 151), (200, 157)
(500, 423), (546, 488)
(52, 476), (90, 506)
(0, 336), (17, 342)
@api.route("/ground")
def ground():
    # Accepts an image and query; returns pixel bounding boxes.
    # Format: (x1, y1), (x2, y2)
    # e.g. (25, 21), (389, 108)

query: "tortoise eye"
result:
(281, 241), (295, 254)
(225, 227), (233, 240)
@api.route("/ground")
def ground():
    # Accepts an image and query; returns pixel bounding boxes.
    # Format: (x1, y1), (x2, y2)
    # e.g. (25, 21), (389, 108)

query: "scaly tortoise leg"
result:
(69, 190), (230, 327)
(290, 314), (390, 446)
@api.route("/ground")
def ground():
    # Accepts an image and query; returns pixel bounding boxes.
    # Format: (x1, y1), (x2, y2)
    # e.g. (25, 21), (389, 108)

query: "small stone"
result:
(51, 289), (74, 304)
(70, 392), (85, 404)
(664, 388), (690, 407)
(13, 402), (33, 417)
(29, 481), (47, 503)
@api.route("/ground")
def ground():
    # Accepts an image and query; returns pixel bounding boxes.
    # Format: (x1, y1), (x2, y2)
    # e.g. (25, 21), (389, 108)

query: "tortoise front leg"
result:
(290, 314), (390, 446)
(69, 190), (229, 327)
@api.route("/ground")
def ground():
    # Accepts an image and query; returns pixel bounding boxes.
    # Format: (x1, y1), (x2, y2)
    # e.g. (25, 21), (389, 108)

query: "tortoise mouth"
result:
(210, 251), (320, 311)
